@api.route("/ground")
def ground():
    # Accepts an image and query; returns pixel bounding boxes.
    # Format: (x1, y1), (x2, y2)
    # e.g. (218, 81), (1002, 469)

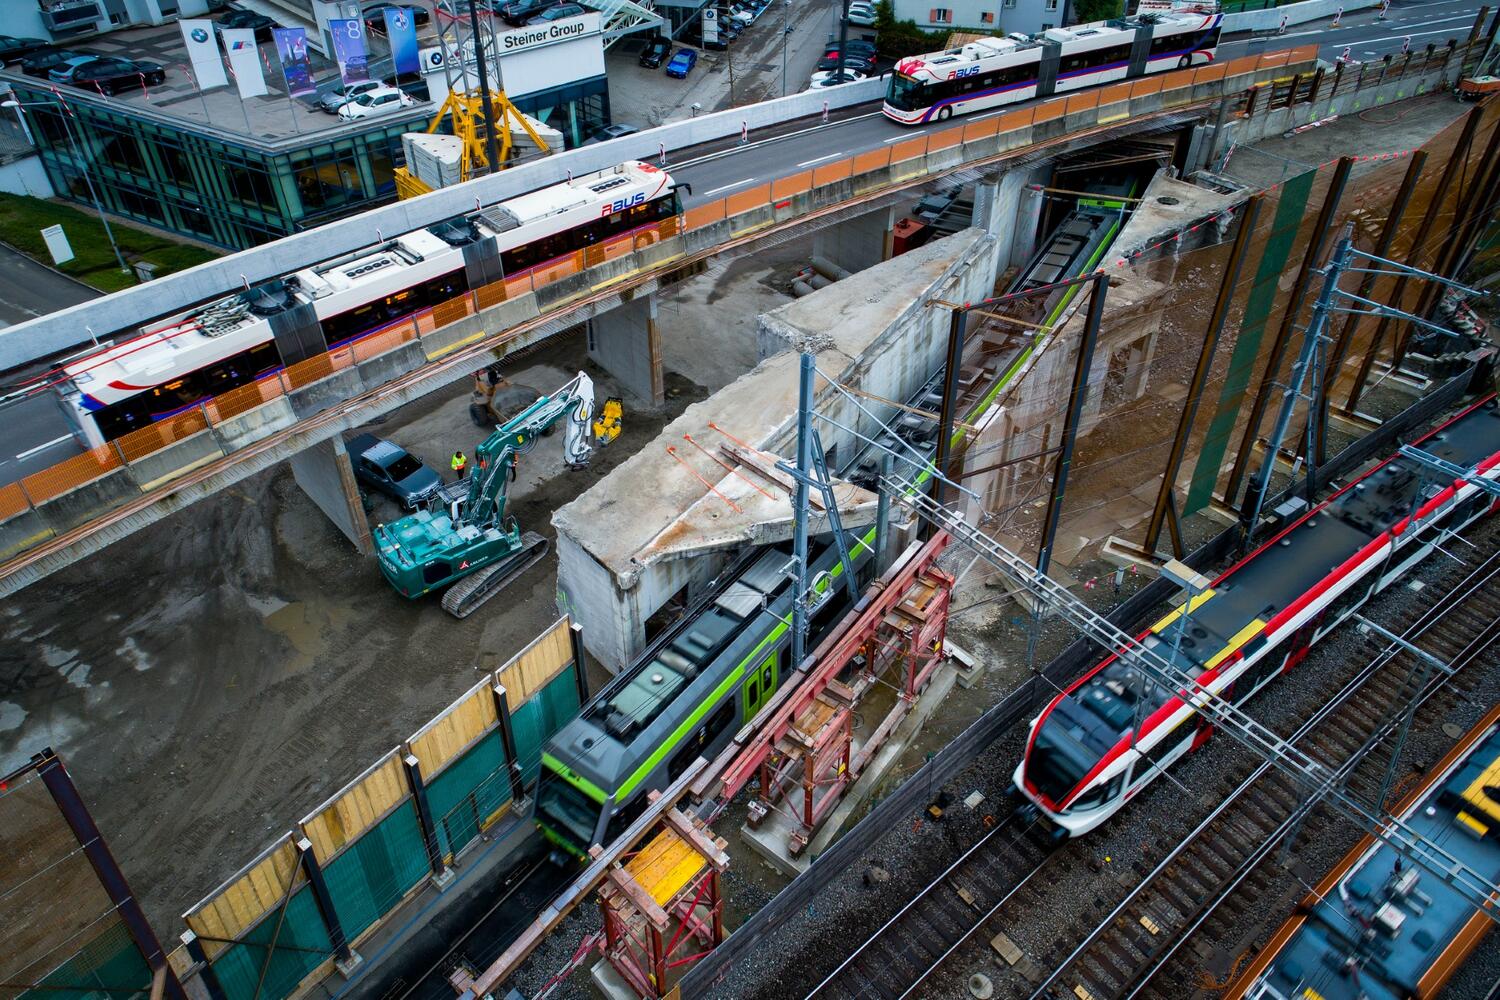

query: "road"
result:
(0, 244), (95, 486)
(0, 0), (1487, 491)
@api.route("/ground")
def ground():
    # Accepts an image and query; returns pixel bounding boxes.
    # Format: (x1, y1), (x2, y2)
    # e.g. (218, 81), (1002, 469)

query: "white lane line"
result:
(884, 133), (909, 142)
(797, 152), (842, 167)
(701, 179), (755, 196)
(16, 434), (72, 461)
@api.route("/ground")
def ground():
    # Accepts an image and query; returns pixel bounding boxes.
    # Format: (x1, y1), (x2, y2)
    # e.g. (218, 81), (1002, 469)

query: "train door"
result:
(743, 651), (778, 721)
(1281, 617), (1321, 672)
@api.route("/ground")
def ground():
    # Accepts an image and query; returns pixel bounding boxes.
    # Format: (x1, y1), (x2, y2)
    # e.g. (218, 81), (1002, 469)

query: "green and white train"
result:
(536, 539), (874, 858)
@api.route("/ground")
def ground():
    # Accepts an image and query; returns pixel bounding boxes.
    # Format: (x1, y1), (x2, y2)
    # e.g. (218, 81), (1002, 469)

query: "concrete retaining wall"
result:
(1223, 0), (1377, 33)
(126, 430), (226, 492)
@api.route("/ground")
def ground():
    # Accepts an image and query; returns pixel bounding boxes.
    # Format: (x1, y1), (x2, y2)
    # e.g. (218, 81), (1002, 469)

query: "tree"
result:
(1071, 0), (1123, 22)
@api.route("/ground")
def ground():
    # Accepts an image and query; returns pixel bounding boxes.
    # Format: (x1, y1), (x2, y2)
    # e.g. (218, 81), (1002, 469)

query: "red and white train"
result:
(49, 161), (679, 447)
(1014, 396), (1500, 838)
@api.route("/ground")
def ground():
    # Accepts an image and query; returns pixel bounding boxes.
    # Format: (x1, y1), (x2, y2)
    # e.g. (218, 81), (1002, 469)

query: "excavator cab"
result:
(593, 397), (624, 446)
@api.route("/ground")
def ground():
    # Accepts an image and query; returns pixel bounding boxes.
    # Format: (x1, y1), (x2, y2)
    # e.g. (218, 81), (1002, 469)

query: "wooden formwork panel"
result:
(995, 106), (1035, 134)
(300, 753), (409, 863)
(498, 617), (574, 704)
(1032, 99), (1066, 123)
(927, 126), (964, 150)
(888, 136), (928, 163)
(1193, 63), (1229, 85)
(852, 147), (890, 174)
(185, 838), (302, 957)
(772, 171), (812, 200)
(963, 117), (999, 142)
(1065, 90), (1099, 114)
(409, 681), (499, 776)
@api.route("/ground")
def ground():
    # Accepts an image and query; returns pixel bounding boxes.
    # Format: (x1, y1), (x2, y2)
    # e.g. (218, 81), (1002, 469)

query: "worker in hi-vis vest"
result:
(451, 450), (468, 479)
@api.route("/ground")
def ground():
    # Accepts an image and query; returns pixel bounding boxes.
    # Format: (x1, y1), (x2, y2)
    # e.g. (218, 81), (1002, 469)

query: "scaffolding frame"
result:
(598, 809), (727, 999)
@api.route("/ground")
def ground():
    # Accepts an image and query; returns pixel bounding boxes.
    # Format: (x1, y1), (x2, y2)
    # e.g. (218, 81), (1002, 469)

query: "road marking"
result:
(673, 110), (884, 171)
(884, 133), (909, 142)
(16, 434), (72, 460)
(797, 152), (843, 167)
(701, 180), (755, 196)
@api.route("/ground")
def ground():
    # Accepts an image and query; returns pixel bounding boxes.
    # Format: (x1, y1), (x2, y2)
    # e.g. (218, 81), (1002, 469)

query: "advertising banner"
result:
(273, 27), (316, 96)
(222, 28), (269, 98)
(702, 7), (719, 45)
(383, 7), (421, 77)
(178, 18), (228, 90)
(329, 17), (370, 87)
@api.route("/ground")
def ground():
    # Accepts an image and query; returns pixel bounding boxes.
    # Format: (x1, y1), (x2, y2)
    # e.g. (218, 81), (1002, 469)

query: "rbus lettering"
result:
(601, 192), (645, 215)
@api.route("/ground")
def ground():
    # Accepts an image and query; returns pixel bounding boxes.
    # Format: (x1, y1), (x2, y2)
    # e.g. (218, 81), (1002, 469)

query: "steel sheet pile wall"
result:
(0, 760), (160, 1000)
(177, 619), (583, 1000)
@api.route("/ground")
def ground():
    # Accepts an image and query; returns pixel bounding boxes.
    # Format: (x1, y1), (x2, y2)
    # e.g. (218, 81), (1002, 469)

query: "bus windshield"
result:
(886, 73), (926, 112)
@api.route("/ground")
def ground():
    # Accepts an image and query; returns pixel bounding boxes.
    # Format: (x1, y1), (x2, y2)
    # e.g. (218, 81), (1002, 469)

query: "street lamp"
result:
(4, 98), (129, 275)
(781, 22), (793, 96)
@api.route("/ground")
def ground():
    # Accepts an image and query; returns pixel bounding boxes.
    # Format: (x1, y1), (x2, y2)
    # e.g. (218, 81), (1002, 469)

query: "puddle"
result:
(263, 600), (354, 674)
(0, 700), (25, 732)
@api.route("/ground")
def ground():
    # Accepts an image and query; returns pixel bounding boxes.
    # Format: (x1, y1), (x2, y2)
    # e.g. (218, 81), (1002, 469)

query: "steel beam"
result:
(33, 750), (187, 1000)
(1036, 273), (1106, 578)
(932, 306), (969, 518)
(1348, 107), (1483, 412)
(1143, 195), (1264, 557)
(1225, 157), (1352, 511)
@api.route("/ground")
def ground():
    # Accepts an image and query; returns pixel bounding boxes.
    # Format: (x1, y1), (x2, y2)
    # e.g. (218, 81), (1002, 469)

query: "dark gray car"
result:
(348, 434), (442, 509)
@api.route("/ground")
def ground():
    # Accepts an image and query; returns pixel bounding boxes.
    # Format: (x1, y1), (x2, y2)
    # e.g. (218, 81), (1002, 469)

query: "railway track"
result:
(1028, 543), (1500, 1000)
(803, 812), (1058, 999)
(806, 527), (1500, 1000)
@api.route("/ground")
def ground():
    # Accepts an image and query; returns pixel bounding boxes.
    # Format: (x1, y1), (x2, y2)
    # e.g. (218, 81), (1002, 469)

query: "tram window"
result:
(1142, 726), (1190, 770)
(745, 677), (760, 713)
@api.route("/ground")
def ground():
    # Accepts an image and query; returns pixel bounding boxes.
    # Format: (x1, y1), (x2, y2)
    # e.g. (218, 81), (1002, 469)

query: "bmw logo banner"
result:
(178, 18), (229, 89)
(383, 7), (422, 77)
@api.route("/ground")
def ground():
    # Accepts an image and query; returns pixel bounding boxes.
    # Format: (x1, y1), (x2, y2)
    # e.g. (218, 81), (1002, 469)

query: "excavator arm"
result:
(460, 371), (600, 531)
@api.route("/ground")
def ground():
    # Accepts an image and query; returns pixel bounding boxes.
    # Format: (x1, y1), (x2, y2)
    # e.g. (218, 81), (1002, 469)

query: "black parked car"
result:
(499, 0), (558, 26)
(816, 52), (876, 73)
(527, 2), (584, 23)
(0, 37), (52, 65)
(53, 57), (167, 94)
(20, 48), (84, 78)
(363, 1), (432, 30)
(639, 35), (671, 67)
(823, 38), (877, 58)
(215, 9), (276, 43)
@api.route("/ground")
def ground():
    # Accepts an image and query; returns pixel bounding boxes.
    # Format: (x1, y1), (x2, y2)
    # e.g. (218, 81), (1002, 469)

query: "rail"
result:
(1034, 544), (1500, 999)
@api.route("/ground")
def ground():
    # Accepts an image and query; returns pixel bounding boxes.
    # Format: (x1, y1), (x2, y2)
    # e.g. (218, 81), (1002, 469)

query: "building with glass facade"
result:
(2, 70), (434, 249)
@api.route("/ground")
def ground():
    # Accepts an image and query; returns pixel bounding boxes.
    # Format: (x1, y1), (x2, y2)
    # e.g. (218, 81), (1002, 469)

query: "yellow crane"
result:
(394, 89), (552, 199)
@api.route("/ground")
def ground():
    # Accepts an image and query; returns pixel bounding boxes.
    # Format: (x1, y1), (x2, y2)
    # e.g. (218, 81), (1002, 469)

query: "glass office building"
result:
(5, 76), (431, 250)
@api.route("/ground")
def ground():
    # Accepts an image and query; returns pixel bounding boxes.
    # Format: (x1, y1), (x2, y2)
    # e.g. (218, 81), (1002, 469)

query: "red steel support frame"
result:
(704, 532), (952, 804)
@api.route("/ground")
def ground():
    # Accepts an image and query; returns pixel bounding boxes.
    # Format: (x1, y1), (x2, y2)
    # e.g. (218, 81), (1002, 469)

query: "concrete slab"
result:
(555, 230), (998, 668)
(589, 956), (643, 1000)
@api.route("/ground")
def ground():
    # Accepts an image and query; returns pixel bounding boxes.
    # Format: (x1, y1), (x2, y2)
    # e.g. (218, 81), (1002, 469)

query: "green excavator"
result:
(374, 371), (622, 618)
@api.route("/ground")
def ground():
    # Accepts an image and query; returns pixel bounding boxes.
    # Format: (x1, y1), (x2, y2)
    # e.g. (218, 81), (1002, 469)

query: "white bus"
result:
(883, 9), (1223, 125)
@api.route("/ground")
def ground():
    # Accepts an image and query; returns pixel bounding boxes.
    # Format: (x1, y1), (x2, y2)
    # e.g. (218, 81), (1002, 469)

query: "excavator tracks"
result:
(441, 531), (550, 619)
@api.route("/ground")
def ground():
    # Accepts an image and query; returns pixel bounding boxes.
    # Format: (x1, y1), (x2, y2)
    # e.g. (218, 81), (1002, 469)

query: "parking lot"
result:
(603, 0), (874, 128)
